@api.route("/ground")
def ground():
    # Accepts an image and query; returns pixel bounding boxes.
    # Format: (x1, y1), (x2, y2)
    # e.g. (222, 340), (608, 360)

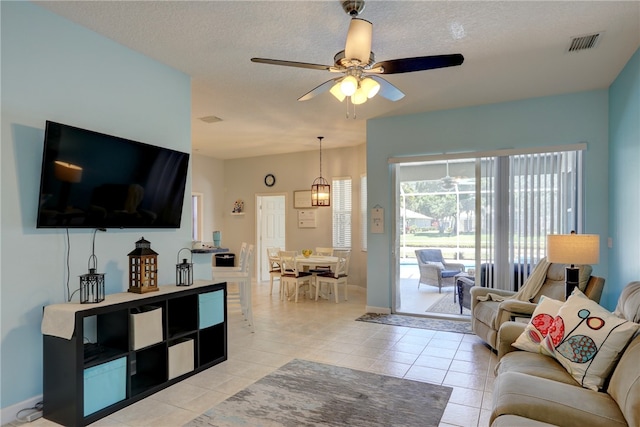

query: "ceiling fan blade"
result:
(251, 58), (331, 71)
(373, 54), (464, 74)
(344, 18), (372, 64)
(297, 78), (342, 101)
(368, 75), (405, 101)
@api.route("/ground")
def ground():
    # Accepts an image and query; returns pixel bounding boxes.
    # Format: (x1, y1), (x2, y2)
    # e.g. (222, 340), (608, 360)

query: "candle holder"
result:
(128, 237), (159, 293)
(176, 248), (193, 287)
(79, 254), (105, 304)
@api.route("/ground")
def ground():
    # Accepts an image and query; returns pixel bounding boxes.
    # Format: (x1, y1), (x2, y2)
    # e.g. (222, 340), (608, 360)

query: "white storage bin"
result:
(168, 338), (194, 380)
(130, 305), (163, 350)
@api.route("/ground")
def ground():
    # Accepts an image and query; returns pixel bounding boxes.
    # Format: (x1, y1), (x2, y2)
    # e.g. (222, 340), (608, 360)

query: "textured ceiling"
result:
(36, 1), (640, 159)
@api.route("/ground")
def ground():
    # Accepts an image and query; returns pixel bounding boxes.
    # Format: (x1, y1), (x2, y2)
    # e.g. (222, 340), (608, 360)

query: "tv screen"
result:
(37, 121), (190, 229)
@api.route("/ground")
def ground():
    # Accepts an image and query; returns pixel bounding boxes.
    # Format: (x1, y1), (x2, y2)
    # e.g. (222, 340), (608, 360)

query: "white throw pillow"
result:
(541, 289), (640, 391)
(513, 295), (563, 353)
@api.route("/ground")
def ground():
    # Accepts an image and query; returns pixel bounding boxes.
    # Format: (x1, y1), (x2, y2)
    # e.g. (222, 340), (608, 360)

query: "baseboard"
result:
(1, 395), (43, 425)
(365, 305), (391, 314)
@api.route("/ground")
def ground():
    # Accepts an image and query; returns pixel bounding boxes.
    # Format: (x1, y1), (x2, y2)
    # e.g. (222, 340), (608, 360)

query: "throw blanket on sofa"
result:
(476, 258), (552, 303)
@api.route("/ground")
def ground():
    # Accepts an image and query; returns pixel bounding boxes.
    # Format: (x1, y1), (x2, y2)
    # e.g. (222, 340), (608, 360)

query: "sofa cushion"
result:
(473, 299), (501, 329)
(613, 281), (640, 323)
(513, 295), (563, 353)
(496, 351), (579, 386)
(492, 371), (628, 427)
(531, 264), (592, 303)
(607, 333), (640, 427)
(541, 289), (640, 391)
(491, 415), (558, 427)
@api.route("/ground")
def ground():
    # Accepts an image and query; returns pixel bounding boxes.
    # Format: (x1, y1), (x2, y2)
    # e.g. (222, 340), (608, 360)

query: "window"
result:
(191, 193), (203, 241)
(332, 177), (352, 248)
(360, 174), (367, 250)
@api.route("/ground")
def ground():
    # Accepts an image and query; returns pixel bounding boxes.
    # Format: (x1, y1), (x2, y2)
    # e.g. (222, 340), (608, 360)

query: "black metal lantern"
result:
(176, 247), (193, 287)
(79, 254), (105, 304)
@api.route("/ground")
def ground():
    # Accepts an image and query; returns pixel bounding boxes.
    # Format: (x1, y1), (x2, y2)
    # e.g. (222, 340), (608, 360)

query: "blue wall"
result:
(608, 48), (640, 307)
(1, 2), (191, 411)
(367, 91), (611, 311)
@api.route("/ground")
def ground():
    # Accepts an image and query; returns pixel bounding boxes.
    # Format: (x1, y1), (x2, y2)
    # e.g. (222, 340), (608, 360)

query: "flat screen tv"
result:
(37, 121), (190, 229)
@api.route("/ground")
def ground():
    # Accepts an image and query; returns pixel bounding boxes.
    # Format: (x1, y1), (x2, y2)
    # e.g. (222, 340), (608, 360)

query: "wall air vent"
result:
(199, 115), (222, 123)
(567, 33), (602, 52)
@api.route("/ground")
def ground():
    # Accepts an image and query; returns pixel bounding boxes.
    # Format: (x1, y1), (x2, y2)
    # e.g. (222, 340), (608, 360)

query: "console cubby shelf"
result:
(42, 281), (227, 427)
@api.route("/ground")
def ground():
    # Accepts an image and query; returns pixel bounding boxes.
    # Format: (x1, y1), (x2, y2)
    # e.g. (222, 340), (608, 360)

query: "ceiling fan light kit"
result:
(251, 0), (464, 116)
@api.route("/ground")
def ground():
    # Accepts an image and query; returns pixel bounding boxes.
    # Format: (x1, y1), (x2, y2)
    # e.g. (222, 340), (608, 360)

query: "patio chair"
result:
(415, 249), (465, 293)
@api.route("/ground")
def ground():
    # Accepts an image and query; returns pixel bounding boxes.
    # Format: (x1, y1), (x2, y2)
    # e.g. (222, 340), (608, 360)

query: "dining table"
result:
(293, 255), (339, 300)
(294, 255), (338, 271)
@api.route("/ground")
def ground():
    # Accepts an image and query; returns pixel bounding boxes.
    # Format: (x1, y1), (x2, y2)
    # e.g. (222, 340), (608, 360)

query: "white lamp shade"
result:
(360, 77), (380, 98)
(345, 18), (372, 64)
(351, 87), (368, 105)
(547, 234), (600, 265)
(330, 82), (346, 102)
(340, 75), (358, 96)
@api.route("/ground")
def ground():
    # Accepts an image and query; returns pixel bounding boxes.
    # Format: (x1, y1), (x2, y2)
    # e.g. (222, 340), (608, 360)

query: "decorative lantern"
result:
(128, 237), (159, 293)
(176, 247), (193, 287)
(79, 254), (105, 304)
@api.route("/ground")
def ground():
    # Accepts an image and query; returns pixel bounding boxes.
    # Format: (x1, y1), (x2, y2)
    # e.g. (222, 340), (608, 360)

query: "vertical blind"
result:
(480, 149), (583, 290)
(332, 177), (352, 248)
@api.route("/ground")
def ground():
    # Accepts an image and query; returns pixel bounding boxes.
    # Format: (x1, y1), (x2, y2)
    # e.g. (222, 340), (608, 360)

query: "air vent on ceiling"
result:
(567, 33), (602, 52)
(199, 115), (222, 124)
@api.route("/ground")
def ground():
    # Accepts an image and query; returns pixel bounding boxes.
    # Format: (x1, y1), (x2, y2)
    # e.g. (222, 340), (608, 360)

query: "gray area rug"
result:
(427, 293), (471, 316)
(356, 313), (472, 334)
(186, 359), (452, 427)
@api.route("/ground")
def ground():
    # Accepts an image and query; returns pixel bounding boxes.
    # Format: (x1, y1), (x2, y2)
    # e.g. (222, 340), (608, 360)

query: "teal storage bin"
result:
(199, 290), (224, 329)
(84, 357), (127, 416)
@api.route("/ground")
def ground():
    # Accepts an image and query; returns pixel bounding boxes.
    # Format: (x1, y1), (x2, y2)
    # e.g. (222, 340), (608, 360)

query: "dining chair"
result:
(212, 243), (255, 331)
(279, 250), (313, 302)
(314, 247), (334, 256)
(315, 249), (351, 303)
(309, 247), (334, 274)
(266, 247), (282, 297)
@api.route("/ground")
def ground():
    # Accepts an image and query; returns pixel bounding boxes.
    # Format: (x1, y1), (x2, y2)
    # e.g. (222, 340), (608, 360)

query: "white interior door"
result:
(256, 194), (286, 282)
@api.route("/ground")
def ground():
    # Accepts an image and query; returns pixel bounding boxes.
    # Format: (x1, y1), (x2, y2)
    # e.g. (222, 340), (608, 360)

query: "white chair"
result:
(314, 247), (334, 256)
(279, 250), (313, 302)
(266, 247), (282, 297)
(212, 243), (255, 332)
(315, 249), (351, 303)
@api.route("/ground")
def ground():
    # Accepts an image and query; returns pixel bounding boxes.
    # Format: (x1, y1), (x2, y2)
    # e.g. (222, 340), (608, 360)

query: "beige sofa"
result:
(490, 282), (640, 427)
(471, 263), (605, 350)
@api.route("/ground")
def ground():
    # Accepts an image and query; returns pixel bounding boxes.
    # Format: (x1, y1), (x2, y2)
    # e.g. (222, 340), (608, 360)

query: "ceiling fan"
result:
(251, 0), (464, 105)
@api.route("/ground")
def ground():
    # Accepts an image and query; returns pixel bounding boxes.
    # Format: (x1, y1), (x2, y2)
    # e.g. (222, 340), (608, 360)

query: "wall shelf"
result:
(230, 212), (245, 216)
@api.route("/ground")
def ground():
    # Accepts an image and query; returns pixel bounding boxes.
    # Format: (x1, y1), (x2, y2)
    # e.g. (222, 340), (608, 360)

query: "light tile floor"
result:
(22, 281), (495, 427)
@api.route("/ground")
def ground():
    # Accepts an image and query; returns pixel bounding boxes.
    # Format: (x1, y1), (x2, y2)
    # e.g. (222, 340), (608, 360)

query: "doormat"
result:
(356, 313), (472, 334)
(185, 359), (452, 427)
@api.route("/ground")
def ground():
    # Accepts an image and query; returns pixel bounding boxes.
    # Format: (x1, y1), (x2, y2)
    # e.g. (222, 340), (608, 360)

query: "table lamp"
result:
(547, 233), (600, 298)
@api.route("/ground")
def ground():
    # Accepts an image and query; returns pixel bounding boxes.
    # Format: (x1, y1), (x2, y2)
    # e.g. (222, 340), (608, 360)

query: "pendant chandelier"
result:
(311, 136), (330, 207)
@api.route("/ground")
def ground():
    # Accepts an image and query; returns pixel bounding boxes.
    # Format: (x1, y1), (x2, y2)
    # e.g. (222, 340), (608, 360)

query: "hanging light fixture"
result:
(311, 136), (331, 207)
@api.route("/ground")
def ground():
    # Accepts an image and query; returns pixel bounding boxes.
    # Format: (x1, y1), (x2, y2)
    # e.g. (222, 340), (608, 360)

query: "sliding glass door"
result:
(393, 146), (584, 317)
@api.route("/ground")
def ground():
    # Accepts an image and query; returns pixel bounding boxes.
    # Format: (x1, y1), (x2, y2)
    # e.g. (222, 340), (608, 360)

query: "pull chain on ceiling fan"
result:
(251, 0), (464, 116)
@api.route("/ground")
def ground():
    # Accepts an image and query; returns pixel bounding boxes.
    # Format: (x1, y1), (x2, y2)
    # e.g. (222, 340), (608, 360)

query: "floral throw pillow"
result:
(541, 289), (640, 391)
(513, 295), (563, 353)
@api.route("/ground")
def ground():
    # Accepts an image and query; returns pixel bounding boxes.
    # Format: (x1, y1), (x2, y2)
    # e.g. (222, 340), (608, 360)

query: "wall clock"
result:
(264, 173), (276, 187)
